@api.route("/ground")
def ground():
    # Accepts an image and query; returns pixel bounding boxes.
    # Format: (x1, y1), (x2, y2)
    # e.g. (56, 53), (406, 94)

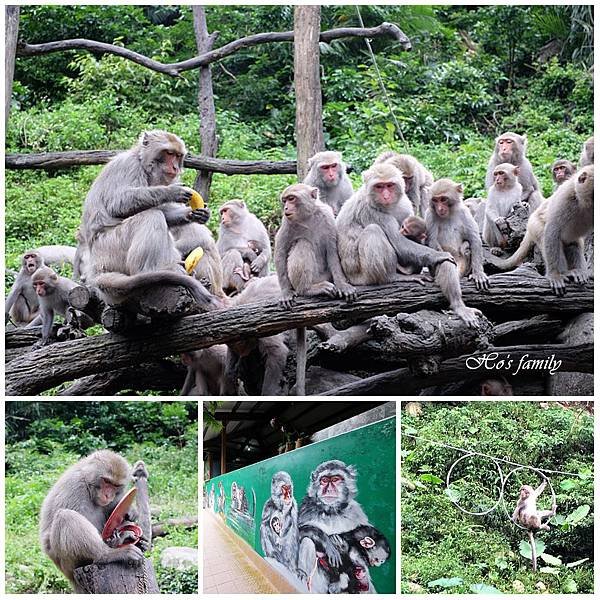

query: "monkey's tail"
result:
(492, 231), (535, 270)
(296, 327), (307, 396)
(528, 530), (537, 572)
(94, 271), (221, 309)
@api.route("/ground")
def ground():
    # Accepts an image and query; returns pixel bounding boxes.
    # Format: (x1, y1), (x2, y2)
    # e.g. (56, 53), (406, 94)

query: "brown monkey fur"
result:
(39, 450), (144, 591)
(5, 250), (44, 325)
(303, 150), (354, 216)
(78, 130), (220, 310)
(427, 178), (489, 290)
(180, 344), (230, 395)
(485, 132), (544, 212)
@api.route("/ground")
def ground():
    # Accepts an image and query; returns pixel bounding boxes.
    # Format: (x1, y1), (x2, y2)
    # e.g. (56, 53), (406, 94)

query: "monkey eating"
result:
(5, 250), (45, 325)
(39, 450), (146, 591)
(512, 479), (557, 571)
(77, 129), (221, 312)
(303, 150), (354, 216)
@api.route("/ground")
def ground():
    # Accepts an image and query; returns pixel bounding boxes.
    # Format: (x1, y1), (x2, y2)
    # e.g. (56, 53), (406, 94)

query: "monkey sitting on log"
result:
(27, 266), (93, 346)
(486, 132), (544, 212)
(512, 479), (556, 571)
(39, 450), (145, 592)
(427, 178), (489, 290)
(5, 250), (45, 325)
(337, 162), (481, 327)
(303, 150), (354, 216)
(77, 130), (221, 312)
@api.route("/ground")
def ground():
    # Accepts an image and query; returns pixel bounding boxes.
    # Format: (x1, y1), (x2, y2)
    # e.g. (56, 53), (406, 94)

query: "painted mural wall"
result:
(204, 416), (396, 594)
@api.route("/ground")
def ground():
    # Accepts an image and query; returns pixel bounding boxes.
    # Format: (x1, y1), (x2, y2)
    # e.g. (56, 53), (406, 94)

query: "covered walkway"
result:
(203, 510), (298, 594)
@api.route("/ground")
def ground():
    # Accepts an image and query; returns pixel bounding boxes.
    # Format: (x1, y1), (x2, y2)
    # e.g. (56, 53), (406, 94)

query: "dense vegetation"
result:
(5, 5), (593, 270)
(401, 401), (593, 594)
(5, 401), (198, 593)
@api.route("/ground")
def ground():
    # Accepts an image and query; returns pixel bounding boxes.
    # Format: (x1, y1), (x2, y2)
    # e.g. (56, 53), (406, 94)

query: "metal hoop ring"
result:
(446, 452), (504, 516)
(501, 466), (556, 530)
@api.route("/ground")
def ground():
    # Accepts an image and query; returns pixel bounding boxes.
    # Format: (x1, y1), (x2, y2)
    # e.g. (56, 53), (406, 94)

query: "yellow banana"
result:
(189, 190), (205, 210)
(185, 246), (205, 274)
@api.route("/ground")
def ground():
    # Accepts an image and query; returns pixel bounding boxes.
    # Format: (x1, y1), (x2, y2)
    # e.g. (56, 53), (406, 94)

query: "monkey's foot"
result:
(490, 247), (504, 256)
(336, 283), (357, 302)
(452, 305), (482, 328)
(547, 273), (568, 296)
(320, 337), (349, 353)
(470, 272), (490, 291)
(567, 269), (590, 284)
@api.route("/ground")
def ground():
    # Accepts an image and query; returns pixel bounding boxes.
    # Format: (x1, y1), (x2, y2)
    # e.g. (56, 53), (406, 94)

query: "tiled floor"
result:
(203, 510), (297, 594)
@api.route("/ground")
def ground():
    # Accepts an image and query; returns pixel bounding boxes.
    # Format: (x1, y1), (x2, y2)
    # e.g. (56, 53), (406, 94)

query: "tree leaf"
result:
(540, 552), (563, 566)
(428, 577), (463, 588)
(470, 583), (503, 594)
(566, 504), (590, 524)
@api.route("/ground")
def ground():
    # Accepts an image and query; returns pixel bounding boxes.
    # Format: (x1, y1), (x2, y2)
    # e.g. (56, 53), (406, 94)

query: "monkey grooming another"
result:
(337, 162), (481, 327)
(551, 159), (576, 189)
(427, 178), (490, 290)
(5, 250), (45, 325)
(275, 183), (356, 395)
(512, 480), (557, 571)
(27, 266), (93, 346)
(486, 132), (544, 212)
(483, 162), (523, 254)
(216, 199), (271, 295)
(40, 450), (145, 591)
(78, 130), (220, 311)
(303, 150), (354, 216)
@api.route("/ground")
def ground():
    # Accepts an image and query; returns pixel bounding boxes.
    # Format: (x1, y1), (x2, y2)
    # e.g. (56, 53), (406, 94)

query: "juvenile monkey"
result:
(463, 197), (486, 232)
(180, 345), (230, 395)
(544, 165), (594, 295)
(40, 450), (144, 591)
(578, 136), (594, 167)
(374, 151), (434, 216)
(398, 215), (427, 275)
(551, 159), (576, 188)
(427, 179), (489, 290)
(27, 266), (93, 346)
(303, 150), (354, 215)
(337, 163), (481, 326)
(78, 130), (220, 311)
(5, 250), (44, 325)
(483, 163), (523, 253)
(216, 200), (271, 295)
(486, 132), (543, 212)
(512, 480), (557, 571)
(237, 239), (267, 283)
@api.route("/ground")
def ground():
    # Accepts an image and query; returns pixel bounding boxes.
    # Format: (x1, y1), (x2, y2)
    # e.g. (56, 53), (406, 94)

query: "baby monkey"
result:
(512, 480), (557, 571)
(398, 216), (428, 275)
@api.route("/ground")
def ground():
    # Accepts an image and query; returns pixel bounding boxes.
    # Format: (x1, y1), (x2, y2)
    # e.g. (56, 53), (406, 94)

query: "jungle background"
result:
(4, 400), (199, 593)
(4, 4), (594, 267)
(401, 401), (594, 594)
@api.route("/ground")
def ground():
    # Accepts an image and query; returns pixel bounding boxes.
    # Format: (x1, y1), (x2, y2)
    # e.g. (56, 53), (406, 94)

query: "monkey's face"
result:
(493, 168), (508, 188)
(280, 483), (292, 504)
(160, 148), (184, 182)
(23, 252), (42, 274)
(318, 472), (346, 505)
(431, 195), (451, 218)
(519, 485), (533, 500)
(33, 280), (50, 297)
(497, 138), (515, 160)
(220, 206), (235, 227)
(371, 181), (399, 207)
(96, 477), (123, 506)
(402, 174), (414, 192)
(319, 162), (340, 186)
(553, 166), (568, 183)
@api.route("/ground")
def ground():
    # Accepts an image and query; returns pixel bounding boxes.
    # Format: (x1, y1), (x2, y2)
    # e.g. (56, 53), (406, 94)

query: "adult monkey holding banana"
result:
(77, 130), (221, 310)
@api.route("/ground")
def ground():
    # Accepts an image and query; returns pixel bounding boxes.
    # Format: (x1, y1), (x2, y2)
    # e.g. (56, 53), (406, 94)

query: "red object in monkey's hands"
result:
(102, 488), (143, 548)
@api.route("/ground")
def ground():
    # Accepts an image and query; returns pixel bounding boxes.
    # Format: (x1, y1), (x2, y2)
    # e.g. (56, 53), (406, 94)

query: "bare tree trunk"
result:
(5, 6), (20, 130)
(293, 6), (324, 180)
(192, 6), (218, 201)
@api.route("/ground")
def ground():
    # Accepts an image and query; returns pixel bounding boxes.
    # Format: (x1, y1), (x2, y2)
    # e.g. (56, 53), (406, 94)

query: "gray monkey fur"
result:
(303, 151), (354, 216)
(578, 136), (594, 167)
(5, 250), (44, 325)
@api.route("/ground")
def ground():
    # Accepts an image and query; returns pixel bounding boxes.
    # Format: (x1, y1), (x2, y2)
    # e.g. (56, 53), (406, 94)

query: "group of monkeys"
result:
(5, 129), (594, 395)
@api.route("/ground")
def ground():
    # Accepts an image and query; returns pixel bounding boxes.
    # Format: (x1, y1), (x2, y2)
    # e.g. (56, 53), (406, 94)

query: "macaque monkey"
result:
(35, 245), (77, 267)
(427, 179), (489, 290)
(483, 163), (523, 253)
(217, 200), (271, 295)
(374, 151), (434, 216)
(578, 136), (594, 167)
(512, 480), (556, 571)
(551, 159), (576, 188)
(337, 163), (481, 326)
(171, 222), (226, 297)
(480, 377), (513, 396)
(39, 450), (145, 591)
(303, 151), (354, 215)
(180, 344), (230, 395)
(544, 165), (594, 295)
(5, 250), (44, 325)
(236, 239), (266, 282)
(398, 216), (427, 275)
(486, 132), (543, 212)
(464, 197), (486, 232)
(27, 266), (93, 346)
(78, 130), (220, 310)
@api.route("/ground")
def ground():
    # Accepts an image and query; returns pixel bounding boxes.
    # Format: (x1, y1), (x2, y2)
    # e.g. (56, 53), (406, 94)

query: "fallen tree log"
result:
(5, 271), (593, 395)
(320, 343), (593, 396)
(152, 517), (198, 538)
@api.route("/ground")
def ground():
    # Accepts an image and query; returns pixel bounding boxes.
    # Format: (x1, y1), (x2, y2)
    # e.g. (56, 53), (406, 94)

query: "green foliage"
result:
(401, 402), (593, 594)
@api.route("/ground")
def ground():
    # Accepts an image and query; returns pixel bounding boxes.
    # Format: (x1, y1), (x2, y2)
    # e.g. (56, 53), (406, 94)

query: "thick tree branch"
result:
(5, 272), (592, 395)
(5, 150), (297, 174)
(16, 22), (410, 75)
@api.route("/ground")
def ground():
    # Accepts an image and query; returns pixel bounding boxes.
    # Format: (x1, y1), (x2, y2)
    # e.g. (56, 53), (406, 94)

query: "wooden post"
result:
(5, 6), (20, 130)
(192, 6), (218, 202)
(293, 6), (324, 180)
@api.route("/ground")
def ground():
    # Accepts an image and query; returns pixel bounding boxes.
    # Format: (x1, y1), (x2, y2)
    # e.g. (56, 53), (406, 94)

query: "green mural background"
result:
(204, 416), (396, 593)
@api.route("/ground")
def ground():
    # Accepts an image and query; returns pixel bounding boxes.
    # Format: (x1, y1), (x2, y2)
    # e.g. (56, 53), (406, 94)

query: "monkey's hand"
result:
(336, 282), (357, 303)
(323, 537), (342, 568)
(169, 185), (195, 204)
(433, 251), (457, 267)
(495, 217), (509, 233)
(469, 271), (490, 291)
(547, 272), (568, 296)
(453, 305), (482, 328)
(250, 255), (266, 274)
(279, 292), (296, 309)
(137, 535), (151, 552)
(188, 207), (211, 224)
(132, 460), (149, 480)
